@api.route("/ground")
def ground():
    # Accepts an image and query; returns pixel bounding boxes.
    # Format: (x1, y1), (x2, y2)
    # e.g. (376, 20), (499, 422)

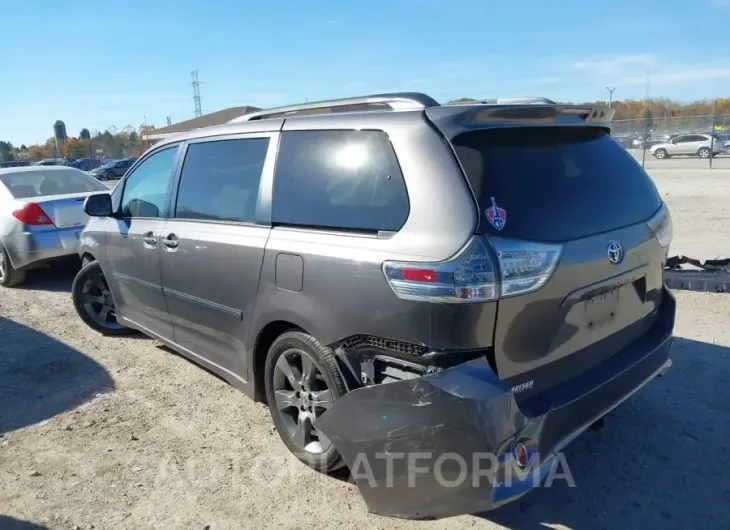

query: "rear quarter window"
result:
(272, 130), (409, 232)
(452, 127), (662, 242)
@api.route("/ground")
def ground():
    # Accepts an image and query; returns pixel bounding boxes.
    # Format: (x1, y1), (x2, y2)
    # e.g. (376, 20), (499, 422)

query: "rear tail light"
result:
(12, 202), (54, 226)
(383, 236), (563, 302)
(383, 236), (498, 302)
(491, 238), (563, 297)
(646, 203), (672, 248)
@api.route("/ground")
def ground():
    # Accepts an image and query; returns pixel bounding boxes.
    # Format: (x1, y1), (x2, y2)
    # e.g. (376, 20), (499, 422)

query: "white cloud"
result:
(621, 67), (730, 86)
(571, 54), (655, 75)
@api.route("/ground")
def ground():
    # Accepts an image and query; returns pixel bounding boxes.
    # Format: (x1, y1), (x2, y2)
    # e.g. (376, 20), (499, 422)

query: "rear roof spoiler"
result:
(425, 103), (615, 138)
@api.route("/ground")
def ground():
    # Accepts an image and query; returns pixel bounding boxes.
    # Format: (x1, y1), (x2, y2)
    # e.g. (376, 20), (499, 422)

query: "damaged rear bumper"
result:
(315, 290), (675, 520)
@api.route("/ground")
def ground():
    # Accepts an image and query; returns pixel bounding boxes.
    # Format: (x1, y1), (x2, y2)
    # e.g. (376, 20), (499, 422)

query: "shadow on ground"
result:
(0, 315), (115, 434)
(478, 337), (730, 530)
(0, 516), (48, 529)
(17, 259), (79, 293)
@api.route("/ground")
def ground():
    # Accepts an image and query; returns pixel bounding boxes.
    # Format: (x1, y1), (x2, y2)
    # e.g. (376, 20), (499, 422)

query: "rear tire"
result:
(264, 331), (346, 472)
(654, 148), (668, 159)
(698, 147), (711, 159)
(72, 261), (135, 336)
(0, 246), (26, 287)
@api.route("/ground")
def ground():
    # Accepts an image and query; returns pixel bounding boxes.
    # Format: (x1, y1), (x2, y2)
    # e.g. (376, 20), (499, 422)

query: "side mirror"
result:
(84, 193), (113, 217)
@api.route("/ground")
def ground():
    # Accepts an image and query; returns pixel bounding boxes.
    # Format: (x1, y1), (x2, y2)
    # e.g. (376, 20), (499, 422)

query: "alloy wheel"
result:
(77, 268), (121, 330)
(272, 348), (335, 454)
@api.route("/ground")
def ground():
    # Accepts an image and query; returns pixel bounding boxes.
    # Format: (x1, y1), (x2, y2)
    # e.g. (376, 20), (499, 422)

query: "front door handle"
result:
(162, 233), (179, 249)
(142, 231), (157, 247)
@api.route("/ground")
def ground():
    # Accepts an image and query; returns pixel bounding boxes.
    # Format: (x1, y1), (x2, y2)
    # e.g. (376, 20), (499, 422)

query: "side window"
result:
(674, 136), (690, 143)
(272, 130), (409, 232)
(174, 138), (269, 223)
(120, 146), (178, 218)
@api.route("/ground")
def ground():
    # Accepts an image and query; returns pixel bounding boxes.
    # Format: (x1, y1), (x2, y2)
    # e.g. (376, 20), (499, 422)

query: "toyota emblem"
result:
(607, 241), (623, 264)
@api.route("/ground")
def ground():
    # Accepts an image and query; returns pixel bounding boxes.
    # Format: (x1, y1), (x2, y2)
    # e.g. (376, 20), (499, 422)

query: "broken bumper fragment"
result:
(316, 292), (675, 520)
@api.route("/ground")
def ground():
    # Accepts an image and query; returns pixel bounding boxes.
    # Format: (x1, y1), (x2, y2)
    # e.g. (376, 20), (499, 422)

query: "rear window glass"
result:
(452, 127), (662, 242)
(272, 130), (409, 232)
(0, 169), (107, 199)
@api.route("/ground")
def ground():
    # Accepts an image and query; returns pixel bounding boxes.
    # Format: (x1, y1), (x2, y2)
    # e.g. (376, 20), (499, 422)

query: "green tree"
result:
(79, 128), (91, 140)
(0, 141), (14, 162)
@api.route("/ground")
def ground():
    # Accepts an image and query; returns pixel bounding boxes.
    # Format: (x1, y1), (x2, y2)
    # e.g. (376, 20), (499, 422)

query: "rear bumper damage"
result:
(316, 289), (675, 520)
(664, 255), (730, 293)
(2, 227), (82, 270)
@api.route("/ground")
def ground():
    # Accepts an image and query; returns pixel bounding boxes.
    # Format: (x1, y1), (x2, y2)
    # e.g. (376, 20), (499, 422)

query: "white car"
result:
(650, 134), (725, 159)
(0, 166), (108, 286)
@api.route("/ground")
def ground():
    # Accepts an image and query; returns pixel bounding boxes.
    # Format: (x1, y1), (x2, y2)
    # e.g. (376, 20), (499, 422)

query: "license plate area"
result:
(582, 289), (621, 330)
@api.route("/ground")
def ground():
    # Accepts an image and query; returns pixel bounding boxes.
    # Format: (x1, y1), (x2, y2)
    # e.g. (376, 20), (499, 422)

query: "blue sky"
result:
(2, 0), (729, 145)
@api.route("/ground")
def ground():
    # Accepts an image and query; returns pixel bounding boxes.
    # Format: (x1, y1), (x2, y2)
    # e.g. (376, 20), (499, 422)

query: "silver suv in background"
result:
(650, 133), (725, 158)
(72, 93), (675, 519)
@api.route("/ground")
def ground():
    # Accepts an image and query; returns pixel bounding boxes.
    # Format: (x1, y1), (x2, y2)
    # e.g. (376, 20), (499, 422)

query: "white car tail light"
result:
(383, 236), (563, 303)
(646, 203), (673, 248)
(12, 202), (54, 226)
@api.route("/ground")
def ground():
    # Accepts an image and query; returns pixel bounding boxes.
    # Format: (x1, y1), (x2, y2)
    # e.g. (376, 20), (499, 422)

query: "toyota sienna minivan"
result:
(72, 93), (675, 519)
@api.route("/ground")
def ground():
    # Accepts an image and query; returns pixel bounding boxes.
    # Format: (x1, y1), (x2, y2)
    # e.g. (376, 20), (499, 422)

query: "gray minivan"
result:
(72, 93), (675, 519)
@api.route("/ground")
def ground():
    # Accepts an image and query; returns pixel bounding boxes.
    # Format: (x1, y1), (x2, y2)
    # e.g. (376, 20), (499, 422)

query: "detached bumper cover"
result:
(316, 290), (675, 520)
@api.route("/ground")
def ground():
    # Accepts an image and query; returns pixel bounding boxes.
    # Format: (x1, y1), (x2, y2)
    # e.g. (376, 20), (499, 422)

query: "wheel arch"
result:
(252, 320), (305, 402)
(80, 252), (98, 266)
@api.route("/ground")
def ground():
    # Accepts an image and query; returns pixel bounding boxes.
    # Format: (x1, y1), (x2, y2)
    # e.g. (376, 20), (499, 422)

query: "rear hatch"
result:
(434, 117), (668, 398)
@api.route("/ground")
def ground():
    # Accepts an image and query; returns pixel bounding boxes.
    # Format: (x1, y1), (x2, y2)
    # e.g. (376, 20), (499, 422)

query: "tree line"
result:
(0, 124), (157, 163)
(447, 97), (730, 121)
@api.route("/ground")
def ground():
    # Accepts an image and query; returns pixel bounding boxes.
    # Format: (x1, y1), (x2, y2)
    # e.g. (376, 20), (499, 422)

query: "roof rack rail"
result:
(229, 92), (440, 123)
(480, 97), (557, 105)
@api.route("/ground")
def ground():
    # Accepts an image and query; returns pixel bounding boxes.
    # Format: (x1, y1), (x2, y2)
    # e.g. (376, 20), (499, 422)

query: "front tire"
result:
(0, 246), (26, 287)
(698, 147), (711, 159)
(654, 148), (668, 159)
(72, 261), (134, 336)
(264, 331), (346, 472)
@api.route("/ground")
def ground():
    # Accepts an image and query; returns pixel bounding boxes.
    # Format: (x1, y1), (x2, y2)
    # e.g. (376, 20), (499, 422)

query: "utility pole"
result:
(606, 86), (616, 107)
(640, 69), (651, 169)
(191, 70), (203, 118)
(710, 98), (719, 169)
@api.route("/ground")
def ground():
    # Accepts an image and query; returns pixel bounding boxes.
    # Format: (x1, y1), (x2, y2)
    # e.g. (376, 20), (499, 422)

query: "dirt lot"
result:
(2, 169), (730, 530)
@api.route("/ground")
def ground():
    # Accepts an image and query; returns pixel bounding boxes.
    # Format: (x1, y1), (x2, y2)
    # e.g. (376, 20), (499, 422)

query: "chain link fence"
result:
(611, 113), (730, 169)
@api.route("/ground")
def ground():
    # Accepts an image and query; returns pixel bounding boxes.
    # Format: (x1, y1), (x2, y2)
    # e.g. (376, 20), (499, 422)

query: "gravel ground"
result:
(1, 169), (729, 530)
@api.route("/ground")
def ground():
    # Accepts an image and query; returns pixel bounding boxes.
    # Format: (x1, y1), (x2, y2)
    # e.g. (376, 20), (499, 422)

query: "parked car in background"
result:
(89, 158), (134, 180)
(0, 166), (109, 287)
(611, 133), (634, 149)
(71, 92), (675, 519)
(650, 133), (726, 159)
(633, 134), (669, 150)
(0, 161), (31, 168)
(714, 133), (730, 153)
(33, 159), (62, 166)
(73, 158), (105, 171)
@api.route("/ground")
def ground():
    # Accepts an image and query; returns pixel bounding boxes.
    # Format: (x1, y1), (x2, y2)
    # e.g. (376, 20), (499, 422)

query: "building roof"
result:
(145, 105), (261, 140)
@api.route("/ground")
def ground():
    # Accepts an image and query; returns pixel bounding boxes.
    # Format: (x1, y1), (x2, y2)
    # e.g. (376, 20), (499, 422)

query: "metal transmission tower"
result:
(191, 70), (202, 118)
